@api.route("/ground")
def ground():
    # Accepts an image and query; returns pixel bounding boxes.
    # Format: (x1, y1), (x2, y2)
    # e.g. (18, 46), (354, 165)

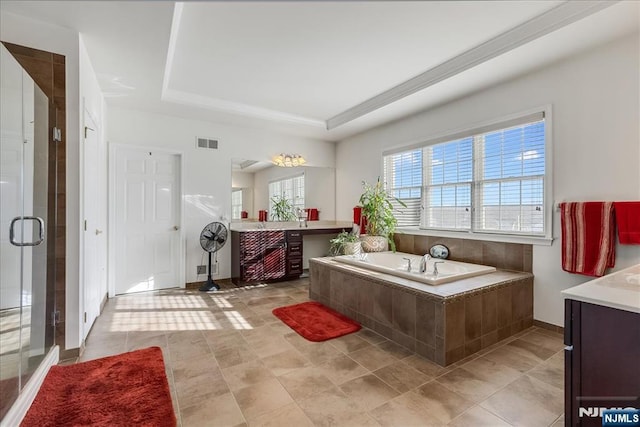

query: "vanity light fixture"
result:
(273, 154), (306, 168)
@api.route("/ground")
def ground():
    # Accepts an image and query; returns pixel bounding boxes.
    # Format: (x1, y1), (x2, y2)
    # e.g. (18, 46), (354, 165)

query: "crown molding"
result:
(326, 0), (618, 130)
(162, 88), (325, 128)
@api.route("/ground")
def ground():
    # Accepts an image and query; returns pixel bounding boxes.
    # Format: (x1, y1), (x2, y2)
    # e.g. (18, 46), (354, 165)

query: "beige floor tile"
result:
(519, 330), (564, 352)
(402, 354), (447, 378)
(180, 392), (245, 427)
(81, 280), (565, 427)
(376, 340), (414, 359)
(372, 362), (431, 393)
(480, 375), (563, 427)
(456, 355), (521, 388)
(448, 405), (511, 426)
(172, 355), (220, 383)
(247, 402), (313, 427)
(222, 359), (275, 391)
(169, 338), (213, 362)
(297, 386), (366, 427)
(233, 377), (294, 421)
(340, 374), (400, 411)
(328, 333), (372, 354)
(175, 370), (230, 409)
(247, 335), (297, 358)
(481, 345), (540, 373)
(316, 354), (369, 385)
(261, 348), (310, 376)
(436, 367), (503, 403)
(550, 414), (565, 426)
(125, 331), (168, 351)
(413, 381), (475, 423)
(506, 338), (557, 362)
(348, 345), (398, 371)
(356, 328), (388, 345)
(527, 352), (564, 390)
(297, 341), (343, 366)
(214, 343), (259, 369)
(369, 391), (446, 427)
(277, 366), (335, 401)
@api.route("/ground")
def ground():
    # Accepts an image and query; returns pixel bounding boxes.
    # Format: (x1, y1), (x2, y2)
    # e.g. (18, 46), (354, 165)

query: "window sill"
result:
(395, 227), (554, 246)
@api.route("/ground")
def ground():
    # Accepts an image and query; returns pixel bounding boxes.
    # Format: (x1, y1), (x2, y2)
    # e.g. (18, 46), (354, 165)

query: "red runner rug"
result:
(22, 346), (176, 427)
(272, 301), (361, 342)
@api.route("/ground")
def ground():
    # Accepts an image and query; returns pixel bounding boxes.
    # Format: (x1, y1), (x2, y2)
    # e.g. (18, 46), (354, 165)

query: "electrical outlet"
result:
(197, 265), (206, 274)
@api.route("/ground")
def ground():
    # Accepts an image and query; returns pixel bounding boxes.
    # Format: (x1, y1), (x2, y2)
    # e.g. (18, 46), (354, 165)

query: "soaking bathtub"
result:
(333, 251), (496, 285)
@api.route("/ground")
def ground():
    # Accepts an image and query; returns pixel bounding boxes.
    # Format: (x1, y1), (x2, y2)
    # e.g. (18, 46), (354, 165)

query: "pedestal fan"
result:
(198, 221), (228, 292)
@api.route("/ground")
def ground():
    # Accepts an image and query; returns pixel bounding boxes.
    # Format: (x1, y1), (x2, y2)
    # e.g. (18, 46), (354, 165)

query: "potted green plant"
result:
(358, 178), (406, 252)
(329, 231), (362, 256)
(270, 195), (296, 221)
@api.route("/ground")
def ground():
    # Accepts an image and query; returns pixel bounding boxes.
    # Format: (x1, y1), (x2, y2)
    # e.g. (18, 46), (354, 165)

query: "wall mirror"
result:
(231, 158), (336, 222)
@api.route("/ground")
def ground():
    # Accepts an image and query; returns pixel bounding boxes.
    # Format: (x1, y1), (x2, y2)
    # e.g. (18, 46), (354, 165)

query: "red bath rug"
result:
(272, 301), (361, 342)
(21, 346), (176, 427)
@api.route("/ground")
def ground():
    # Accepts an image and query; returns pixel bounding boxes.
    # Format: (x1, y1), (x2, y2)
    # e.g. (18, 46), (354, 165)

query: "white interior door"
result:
(114, 147), (181, 294)
(82, 112), (103, 338)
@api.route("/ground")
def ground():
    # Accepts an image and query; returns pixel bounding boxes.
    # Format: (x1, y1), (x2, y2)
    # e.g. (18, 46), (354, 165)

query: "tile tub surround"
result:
(309, 258), (533, 366)
(393, 233), (533, 273)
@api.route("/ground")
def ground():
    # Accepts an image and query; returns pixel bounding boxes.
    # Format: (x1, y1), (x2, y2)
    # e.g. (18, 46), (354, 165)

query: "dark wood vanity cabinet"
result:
(564, 300), (640, 426)
(231, 230), (301, 285)
(231, 227), (348, 285)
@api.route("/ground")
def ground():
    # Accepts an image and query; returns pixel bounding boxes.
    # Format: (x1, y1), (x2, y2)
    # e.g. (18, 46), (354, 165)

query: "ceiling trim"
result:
(326, 0), (618, 130)
(163, 88), (326, 127)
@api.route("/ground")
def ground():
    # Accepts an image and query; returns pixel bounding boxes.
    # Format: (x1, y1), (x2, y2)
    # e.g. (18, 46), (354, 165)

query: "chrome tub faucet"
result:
(419, 254), (431, 273)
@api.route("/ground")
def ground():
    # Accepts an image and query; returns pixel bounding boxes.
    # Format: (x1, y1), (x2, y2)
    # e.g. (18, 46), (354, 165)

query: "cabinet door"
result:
(264, 245), (285, 280)
(240, 232), (263, 264)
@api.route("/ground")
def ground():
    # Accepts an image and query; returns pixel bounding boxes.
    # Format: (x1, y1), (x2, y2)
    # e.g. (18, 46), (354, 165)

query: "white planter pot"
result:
(343, 241), (362, 256)
(360, 235), (388, 252)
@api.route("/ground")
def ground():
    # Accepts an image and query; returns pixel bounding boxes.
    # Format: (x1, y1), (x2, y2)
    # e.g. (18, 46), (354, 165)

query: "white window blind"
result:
(383, 150), (422, 227)
(268, 174), (305, 215)
(474, 120), (545, 235)
(423, 137), (473, 230)
(231, 189), (243, 220)
(382, 112), (547, 238)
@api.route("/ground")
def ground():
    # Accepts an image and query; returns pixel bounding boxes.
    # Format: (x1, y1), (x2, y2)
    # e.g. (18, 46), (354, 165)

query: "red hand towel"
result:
(560, 202), (615, 277)
(614, 201), (640, 244)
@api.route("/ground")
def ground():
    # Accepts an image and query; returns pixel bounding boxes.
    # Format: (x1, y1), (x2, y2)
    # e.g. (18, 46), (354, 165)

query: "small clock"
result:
(430, 244), (449, 259)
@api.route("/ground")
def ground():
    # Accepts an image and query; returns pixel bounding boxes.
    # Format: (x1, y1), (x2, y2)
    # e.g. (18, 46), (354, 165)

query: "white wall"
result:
(107, 108), (335, 283)
(336, 34), (640, 326)
(253, 165), (336, 221)
(1, 12), (83, 349)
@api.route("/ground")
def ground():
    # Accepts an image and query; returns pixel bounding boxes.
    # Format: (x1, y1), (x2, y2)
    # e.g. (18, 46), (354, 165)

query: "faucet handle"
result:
(402, 257), (412, 272)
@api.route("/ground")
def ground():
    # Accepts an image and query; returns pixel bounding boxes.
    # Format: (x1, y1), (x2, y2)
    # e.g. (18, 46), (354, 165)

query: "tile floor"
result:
(76, 278), (566, 427)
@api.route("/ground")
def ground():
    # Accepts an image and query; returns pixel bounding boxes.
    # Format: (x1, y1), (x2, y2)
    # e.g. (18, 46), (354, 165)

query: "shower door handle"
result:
(9, 216), (45, 246)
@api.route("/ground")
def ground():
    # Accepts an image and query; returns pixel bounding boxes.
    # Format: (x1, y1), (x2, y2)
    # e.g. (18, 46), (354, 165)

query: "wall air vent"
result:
(196, 137), (218, 150)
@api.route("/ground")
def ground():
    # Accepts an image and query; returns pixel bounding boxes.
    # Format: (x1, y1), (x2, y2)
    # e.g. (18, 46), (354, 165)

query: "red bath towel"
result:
(614, 201), (640, 244)
(560, 202), (615, 277)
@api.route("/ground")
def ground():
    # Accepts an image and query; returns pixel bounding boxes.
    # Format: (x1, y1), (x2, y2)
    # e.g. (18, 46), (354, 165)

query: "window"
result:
(231, 189), (243, 220)
(384, 150), (422, 226)
(268, 174), (305, 215)
(383, 112), (548, 238)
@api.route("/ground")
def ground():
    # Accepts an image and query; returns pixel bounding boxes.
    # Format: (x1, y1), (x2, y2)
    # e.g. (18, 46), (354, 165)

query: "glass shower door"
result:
(0, 43), (54, 420)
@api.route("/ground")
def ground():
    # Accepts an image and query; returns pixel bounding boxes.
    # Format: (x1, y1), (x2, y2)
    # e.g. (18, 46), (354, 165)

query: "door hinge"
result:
(52, 310), (60, 325)
(84, 312), (87, 323)
(53, 127), (62, 142)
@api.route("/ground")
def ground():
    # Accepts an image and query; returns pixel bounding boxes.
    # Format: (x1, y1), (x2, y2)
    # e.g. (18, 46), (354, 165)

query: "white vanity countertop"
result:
(230, 220), (353, 232)
(562, 263), (640, 314)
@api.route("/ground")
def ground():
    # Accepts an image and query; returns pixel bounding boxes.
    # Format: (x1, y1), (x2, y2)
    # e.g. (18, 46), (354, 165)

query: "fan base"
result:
(199, 279), (220, 292)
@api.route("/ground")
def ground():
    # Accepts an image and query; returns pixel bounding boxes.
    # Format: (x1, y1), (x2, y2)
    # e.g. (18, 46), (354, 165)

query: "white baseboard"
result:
(1, 345), (59, 427)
